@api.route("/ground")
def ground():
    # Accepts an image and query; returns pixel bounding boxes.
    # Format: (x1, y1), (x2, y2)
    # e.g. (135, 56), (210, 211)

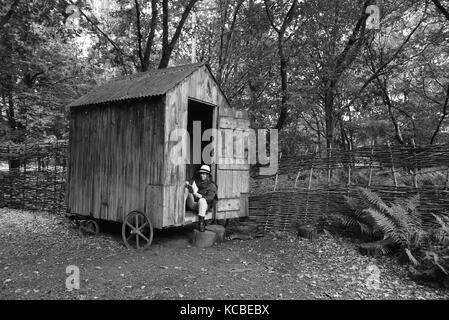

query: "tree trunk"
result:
(142, 0), (158, 72)
(275, 36), (289, 130)
(217, 0), (244, 85)
(430, 84), (449, 144)
(0, 0), (20, 30)
(6, 90), (20, 172)
(158, 0), (198, 69)
(431, 0), (449, 21)
(324, 80), (336, 149)
(264, 0), (298, 131)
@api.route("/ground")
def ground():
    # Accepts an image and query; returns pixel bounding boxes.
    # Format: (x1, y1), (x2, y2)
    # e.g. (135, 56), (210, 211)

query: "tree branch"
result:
(431, 0), (449, 21)
(218, 0), (244, 84)
(135, 0), (144, 69)
(336, 10), (426, 117)
(375, 76), (405, 145)
(264, 0), (280, 33)
(159, 0), (199, 69)
(0, 0), (20, 29)
(142, 0), (158, 72)
(73, 2), (128, 74)
(430, 84), (449, 144)
(333, 0), (370, 80)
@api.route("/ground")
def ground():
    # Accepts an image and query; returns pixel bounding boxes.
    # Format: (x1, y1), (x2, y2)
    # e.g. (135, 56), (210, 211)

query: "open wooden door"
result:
(215, 106), (251, 220)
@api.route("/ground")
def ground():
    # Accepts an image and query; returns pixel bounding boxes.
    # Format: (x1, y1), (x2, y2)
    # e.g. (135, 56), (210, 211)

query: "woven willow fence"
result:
(248, 142), (449, 232)
(1, 141), (448, 233)
(0, 141), (67, 213)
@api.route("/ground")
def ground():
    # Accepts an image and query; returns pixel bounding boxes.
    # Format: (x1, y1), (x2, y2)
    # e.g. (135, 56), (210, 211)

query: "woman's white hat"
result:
(198, 164), (211, 174)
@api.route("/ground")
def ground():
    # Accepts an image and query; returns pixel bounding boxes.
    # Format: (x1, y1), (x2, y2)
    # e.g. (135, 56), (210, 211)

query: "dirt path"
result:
(1, 208), (448, 300)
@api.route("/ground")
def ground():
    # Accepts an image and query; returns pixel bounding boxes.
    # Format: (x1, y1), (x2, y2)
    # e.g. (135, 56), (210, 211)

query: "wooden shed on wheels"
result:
(66, 62), (250, 250)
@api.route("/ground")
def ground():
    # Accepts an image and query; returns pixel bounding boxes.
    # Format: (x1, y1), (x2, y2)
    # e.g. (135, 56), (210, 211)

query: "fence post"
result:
(411, 139), (418, 189)
(327, 145), (332, 188)
(294, 151), (306, 188)
(446, 168), (449, 190)
(308, 164), (314, 191)
(23, 142), (26, 174)
(294, 167), (301, 188)
(305, 146), (318, 219)
(22, 143), (25, 207)
(347, 144), (352, 187)
(273, 152), (281, 192)
(387, 141), (398, 188)
(368, 140), (374, 187)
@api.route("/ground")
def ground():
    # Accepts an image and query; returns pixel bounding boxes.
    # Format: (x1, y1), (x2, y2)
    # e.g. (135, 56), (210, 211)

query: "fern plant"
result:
(334, 195), (377, 239)
(358, 188), (425, 262)
(339, 188), (449, 285)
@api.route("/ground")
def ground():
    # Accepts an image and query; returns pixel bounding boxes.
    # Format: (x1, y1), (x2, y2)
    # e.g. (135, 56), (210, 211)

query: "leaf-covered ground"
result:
(1, 208), (448, 300)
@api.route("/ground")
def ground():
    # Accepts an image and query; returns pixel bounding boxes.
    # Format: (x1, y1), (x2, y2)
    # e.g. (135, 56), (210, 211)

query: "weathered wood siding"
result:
(68, 65), (250, 229)
(163, 66), (226, 227)
(67, 99), (165, 226)
(164, 66), (250, 225)
(215, 106), (250, 220)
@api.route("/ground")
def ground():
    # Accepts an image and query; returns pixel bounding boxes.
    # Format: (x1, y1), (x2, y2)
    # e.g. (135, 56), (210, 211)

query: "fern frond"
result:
(405, 248), (420, 266)
(363, 208), (405, 245)
(389, 203), (410, 230)
(423, 250), (448, 274)
(432, 213), (449, 234)
(408, 229), (428, 249)
(394, 195), (422, 228)
(358, 222), (374, 236)
(344, 196), (360, 211)
(404, 194), (420, 213)
(334, 213), (374, 236)
(359, 188), (391, 215)
(335, 214), (358, 228)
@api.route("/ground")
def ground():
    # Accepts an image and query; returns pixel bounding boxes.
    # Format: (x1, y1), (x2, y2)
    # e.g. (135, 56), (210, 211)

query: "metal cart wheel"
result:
(78, 220), (100, 236)
(122, 211), (153, 251)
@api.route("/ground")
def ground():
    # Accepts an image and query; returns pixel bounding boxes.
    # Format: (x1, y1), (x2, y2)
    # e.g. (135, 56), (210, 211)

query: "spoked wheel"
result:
(78, 220), (100, 236)
(122, 211), (153, 251)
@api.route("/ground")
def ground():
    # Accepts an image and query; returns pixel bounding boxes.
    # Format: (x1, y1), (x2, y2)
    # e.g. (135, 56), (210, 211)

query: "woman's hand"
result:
(193, 193), (202, 199)
(185, 182), (194, 193)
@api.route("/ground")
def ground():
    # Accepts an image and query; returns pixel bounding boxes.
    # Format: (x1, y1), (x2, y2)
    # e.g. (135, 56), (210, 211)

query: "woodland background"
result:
(1, 0), (449, 156)
(2, 0), (449, 293)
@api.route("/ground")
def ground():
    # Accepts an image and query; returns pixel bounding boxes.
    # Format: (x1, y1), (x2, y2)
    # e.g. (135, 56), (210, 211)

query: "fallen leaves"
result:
(1, 208), (449, 300)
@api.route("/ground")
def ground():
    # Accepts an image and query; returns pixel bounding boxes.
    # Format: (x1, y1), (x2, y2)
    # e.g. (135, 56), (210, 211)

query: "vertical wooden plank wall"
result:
(216, 106), (250, 220)
(68, 65), (251, 229)
(68, 99), (165, 226)
(163, 66), (227, 227)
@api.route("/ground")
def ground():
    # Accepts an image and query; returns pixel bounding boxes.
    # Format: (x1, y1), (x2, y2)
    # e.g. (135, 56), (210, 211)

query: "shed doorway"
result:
(186, 98), (215, 180)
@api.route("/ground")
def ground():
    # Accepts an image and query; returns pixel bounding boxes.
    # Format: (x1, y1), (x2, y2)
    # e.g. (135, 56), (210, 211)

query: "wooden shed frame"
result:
(67, 62), (250, 230)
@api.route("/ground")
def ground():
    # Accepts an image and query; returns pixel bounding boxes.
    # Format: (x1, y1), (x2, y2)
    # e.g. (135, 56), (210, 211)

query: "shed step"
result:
(184, 210), (213, 224)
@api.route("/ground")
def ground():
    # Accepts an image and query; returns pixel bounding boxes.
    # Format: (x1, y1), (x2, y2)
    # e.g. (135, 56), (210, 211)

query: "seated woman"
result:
(185, 164), (217, 232)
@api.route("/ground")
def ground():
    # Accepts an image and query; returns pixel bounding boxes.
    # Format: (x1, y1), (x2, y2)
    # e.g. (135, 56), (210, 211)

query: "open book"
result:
(185, 181), (198, 193)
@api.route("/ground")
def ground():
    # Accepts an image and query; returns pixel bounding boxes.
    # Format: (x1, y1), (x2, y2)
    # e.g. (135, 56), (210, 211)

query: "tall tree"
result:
(264, 0), (299, 131)
(431, 0), (449, 21)
(159, 0), (200, 68)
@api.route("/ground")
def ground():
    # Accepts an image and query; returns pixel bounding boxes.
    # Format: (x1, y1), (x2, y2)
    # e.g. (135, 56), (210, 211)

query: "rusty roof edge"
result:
(66, 94), (164, 110)
(67, 62), (206, 108)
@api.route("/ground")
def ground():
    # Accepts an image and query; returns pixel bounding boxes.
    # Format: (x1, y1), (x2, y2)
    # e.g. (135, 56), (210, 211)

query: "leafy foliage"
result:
(333, 194), (376, 239)
(341, 187), (449, 286)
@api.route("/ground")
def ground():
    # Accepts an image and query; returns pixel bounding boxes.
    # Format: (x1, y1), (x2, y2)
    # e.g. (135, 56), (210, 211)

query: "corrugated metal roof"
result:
(68, 62), (206, 108)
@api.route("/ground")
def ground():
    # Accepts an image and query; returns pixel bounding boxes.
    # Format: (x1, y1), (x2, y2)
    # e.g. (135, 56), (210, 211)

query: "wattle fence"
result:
(1, 141), (449, 231)
(247, 142), (449, 231)
(0, 142), (67, 213)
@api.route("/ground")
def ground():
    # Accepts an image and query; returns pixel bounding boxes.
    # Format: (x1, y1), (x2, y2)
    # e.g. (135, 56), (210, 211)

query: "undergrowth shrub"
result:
(333, 188), (449, 287)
